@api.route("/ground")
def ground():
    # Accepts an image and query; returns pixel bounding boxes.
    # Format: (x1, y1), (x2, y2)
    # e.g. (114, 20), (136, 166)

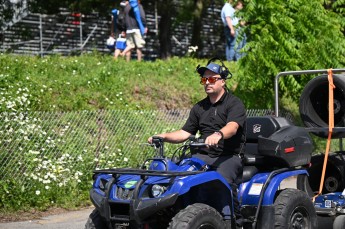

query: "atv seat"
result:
(242, 116), (292, 182)
(244, 116), (291, 163)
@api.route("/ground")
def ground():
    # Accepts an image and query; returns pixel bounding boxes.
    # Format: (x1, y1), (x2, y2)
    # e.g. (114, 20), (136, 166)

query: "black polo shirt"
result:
(182, 90), (246, 157)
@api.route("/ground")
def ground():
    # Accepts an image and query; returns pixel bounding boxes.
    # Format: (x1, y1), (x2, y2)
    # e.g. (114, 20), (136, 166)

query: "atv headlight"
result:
(151, 184), (166, 198)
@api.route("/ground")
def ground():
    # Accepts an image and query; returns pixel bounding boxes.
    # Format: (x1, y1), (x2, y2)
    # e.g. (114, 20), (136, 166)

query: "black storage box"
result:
(258, 125), (313, 167)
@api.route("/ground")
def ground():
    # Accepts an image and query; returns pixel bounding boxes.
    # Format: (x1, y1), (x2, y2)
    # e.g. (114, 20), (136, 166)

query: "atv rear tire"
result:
(274, 189), (318, 228)
(168, 203), (226, 229)
(333, 215), (345, 229)
(85, 209), (107, 229)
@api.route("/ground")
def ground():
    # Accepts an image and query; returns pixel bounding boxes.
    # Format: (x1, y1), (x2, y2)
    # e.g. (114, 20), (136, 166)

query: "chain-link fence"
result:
(0, 109), (292, 189)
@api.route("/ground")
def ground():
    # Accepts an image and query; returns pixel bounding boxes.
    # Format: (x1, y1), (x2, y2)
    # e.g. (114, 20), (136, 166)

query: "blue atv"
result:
(85, 115), (318, 229)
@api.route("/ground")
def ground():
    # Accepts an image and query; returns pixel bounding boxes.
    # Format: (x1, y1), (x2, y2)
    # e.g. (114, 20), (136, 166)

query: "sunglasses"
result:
(200, 77), (222, 85)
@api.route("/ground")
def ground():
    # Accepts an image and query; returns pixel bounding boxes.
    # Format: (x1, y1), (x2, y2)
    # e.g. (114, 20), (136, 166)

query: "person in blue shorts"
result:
(114, 31), (130, 59)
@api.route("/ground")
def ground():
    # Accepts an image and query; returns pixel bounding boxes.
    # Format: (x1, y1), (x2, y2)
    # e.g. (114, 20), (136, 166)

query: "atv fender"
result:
(241, 169), (308, 206)
(169, 171), (230, 195)
(264, 169), (309, 205)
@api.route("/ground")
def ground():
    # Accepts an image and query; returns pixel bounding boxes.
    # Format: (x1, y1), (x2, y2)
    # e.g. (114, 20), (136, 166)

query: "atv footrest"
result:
(315, 207), (337, 216)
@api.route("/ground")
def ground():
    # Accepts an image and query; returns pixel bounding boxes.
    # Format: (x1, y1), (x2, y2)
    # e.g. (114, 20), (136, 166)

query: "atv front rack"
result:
(93, 168), (204, 177)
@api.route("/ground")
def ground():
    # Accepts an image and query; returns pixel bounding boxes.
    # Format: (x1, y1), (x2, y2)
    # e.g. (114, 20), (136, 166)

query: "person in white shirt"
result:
(221, 0), (246, 61)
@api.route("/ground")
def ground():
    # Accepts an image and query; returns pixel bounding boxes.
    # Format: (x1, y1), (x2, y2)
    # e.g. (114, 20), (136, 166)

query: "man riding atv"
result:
(148, 57), (246, 228)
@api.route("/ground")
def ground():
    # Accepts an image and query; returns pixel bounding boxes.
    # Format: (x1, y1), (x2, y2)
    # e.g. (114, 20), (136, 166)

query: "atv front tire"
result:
(168, 203), (226, 229)
(85, 209), (107, 229)
(274, 189), (318, 229)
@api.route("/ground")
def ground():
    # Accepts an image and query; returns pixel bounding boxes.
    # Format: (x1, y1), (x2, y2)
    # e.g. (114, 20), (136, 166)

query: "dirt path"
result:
(0, 207), (93, 229)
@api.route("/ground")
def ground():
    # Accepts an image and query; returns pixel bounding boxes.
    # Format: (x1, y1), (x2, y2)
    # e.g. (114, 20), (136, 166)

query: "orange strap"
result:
(312, 69), (335, 202)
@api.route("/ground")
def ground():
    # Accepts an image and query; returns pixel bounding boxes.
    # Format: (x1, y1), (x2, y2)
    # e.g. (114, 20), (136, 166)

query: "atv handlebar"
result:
(150, 135), (207, 147)
(151, 136), (164, 157)
(188, 135), (209, 149)
(152, 136), (164, 147)
(190, 142), (208, 147)
(147, 135), (209, 160)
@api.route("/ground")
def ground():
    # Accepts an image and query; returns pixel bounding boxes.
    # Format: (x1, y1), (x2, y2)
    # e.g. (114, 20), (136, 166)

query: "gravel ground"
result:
(0, 207), (93, 229)
(0, 203), (335, 229)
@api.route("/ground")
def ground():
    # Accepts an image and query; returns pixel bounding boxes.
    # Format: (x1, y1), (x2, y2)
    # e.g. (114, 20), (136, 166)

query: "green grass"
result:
(0, 53), (241, 112)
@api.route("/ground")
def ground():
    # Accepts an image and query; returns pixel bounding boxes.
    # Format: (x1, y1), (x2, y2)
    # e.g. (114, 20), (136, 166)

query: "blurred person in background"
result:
(121, 0), (147, 61)
(221, 0), (246, 61)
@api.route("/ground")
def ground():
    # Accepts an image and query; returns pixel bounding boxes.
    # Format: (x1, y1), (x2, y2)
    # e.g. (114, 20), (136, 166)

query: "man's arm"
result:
(205, 121), (239, 146)
(226, 16), (235, 37)
(221, 121), (239, 138)
(148, 129), (191, 144)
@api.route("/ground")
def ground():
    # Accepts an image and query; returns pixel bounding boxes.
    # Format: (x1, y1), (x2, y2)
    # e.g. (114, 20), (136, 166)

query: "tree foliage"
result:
(151, 0), (222, 59)
(174, 0), (224, 57)
(0, 0), (17, 30)
(156, 0), (176, 59)
(236, 0), (345, 108)
(330, 0), (345, 15)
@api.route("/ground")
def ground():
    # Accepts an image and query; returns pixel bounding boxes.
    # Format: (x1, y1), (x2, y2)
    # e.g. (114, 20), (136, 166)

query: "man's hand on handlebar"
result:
(148, 135), (164, 144)
(147, 136), (153, 144)
(205, 132), (222, 147)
